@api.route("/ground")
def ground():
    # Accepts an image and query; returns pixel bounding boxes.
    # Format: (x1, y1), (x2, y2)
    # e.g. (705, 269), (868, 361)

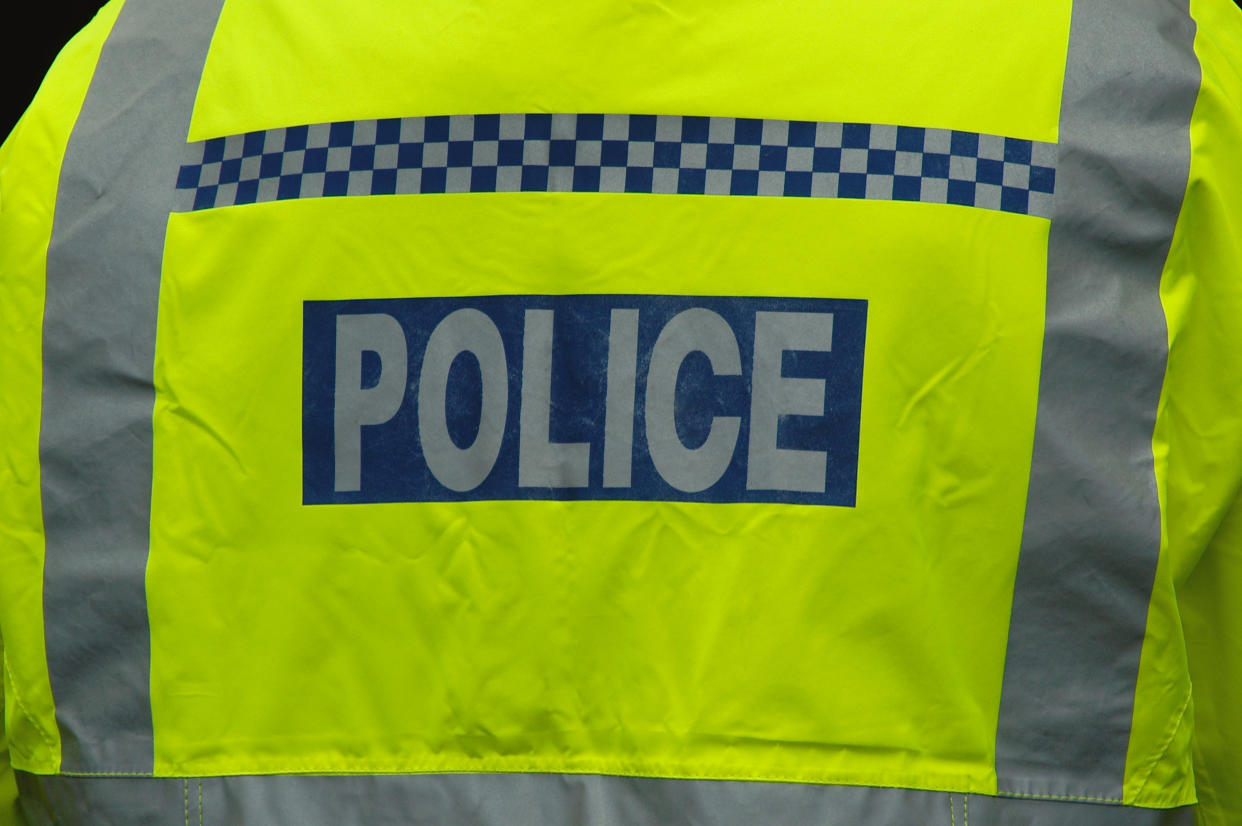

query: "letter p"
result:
(334, 313), (408, 492)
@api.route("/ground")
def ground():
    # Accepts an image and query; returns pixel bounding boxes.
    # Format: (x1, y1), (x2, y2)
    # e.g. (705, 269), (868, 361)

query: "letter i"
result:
(603, 309), (639, 488)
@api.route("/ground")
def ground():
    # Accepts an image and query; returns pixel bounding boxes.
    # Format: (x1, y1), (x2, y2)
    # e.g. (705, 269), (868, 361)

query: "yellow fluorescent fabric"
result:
(187, 0), (1071, 144)
(163, 1), (1068, 788)
(0, 0), (125, 775)
(1123, 546), (1195, 808)
(0, 637), (18, 826)
(1149, 0), (1242, 821)
(149, 192), (1048, 788)
(1183, 499), (1242, 826)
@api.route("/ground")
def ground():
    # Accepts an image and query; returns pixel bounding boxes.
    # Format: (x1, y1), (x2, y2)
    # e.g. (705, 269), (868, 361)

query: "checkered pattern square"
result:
(175, 114), (1057, 217)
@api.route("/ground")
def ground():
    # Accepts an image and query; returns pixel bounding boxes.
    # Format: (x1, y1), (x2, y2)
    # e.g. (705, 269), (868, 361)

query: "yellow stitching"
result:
(964, 794), (969, 826)
(199, 778), (204, 826)
(950, 792), (956, 826)
(97, 756), (987, 784)
(997, 790), (1123, 803)
(59, 771), (151, 777)
(184, 779), (189, 826)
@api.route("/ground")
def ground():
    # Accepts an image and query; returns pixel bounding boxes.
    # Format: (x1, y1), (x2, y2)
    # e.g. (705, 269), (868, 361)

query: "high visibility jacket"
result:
(3, 0), (1242, 823)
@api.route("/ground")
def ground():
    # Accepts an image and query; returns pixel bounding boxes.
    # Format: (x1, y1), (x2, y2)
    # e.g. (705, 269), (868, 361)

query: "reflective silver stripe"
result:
(40, 0), (225, 772)
(995, 0), (1201, 800)
(14, 772), (1195, 826)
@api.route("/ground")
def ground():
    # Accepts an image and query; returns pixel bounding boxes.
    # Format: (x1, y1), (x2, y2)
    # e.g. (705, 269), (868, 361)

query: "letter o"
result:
(418, 308), (508, 492)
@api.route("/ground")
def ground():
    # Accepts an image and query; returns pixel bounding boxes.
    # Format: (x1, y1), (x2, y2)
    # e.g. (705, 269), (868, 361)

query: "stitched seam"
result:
(184, 779), (189, 826)
(2, 650), (56, 756)
(994, 693), (1194, 807)
(964, 794), (969, 825)
(996, 790), (1123, 803)
(137, 760), (988, 785)
(58, 770), (152, 777)
(199, 778), (204, 826)
(950, 792), (956, 826)
(1134, 688), (1193, 799)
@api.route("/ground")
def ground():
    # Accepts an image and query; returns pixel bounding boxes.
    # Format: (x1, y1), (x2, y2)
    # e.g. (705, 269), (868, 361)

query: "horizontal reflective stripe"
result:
(174, 114), (1057, 216)
(15, 772), (1193, 826)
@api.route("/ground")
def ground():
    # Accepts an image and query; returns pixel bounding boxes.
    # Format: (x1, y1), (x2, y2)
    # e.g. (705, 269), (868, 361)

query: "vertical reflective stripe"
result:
(14, 772), (1195, 826)
(40, 0), (225, 772)
(995, 0), (1200, 800)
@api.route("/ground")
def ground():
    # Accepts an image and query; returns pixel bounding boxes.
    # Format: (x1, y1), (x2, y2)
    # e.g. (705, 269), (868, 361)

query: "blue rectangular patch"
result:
(304, 294), (867, 506)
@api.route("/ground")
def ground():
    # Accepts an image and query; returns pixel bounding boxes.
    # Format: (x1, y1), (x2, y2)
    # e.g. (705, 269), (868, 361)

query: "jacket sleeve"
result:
(1176, 2), (1242, 825)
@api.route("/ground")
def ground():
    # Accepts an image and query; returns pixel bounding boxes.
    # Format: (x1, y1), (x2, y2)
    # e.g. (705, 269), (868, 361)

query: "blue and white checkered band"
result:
(174, 114), (1057, 217)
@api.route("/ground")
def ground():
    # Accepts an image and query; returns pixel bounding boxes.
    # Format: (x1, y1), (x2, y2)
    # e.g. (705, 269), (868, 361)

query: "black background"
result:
(4, 2), (109, 141)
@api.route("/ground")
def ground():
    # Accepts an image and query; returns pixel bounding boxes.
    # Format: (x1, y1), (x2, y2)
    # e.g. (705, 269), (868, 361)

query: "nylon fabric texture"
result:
(144, 0), (1052, 795)
(3, 0), (1242, 824)
(0, 639), (18, 826)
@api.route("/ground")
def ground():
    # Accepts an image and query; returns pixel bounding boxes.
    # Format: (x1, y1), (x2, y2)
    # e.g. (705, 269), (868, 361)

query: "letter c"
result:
(645, 308), (741, 492)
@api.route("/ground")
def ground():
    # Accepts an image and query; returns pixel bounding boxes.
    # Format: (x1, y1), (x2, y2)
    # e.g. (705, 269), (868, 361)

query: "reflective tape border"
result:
(40, 0), (226, 772)
(995, 0), (1200, 802)
(15, 772), (1196, 826)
